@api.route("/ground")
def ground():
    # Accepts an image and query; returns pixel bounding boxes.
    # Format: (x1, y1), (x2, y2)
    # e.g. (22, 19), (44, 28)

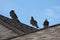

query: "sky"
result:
(0, 0), (60, 28)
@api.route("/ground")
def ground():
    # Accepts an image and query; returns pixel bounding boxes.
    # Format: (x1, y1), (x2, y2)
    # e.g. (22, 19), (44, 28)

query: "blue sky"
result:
(0, 0), (60, 28)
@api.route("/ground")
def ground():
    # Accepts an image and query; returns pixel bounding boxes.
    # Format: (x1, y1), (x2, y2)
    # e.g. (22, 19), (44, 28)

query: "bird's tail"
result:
(36, 25), (39, 28)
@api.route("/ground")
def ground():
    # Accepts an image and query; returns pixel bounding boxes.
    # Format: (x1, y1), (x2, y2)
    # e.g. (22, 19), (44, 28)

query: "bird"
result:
(10, 10), (18, 20)
(30, 16), (39, 28)
(43, 19), (49, 28)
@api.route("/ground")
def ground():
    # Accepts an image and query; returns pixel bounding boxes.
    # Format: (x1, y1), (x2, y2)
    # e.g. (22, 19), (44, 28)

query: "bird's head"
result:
(45, 19), (47, 20)
(45, 19), (48, 21)
(31, 16), (34, 18)
(10, 10), (15, 13)
(31, 16), (34, 20)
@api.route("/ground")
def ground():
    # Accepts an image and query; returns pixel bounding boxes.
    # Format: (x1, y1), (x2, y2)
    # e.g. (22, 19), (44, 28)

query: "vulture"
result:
(30, 16), (39, 28)
(10, 10), (18, 20)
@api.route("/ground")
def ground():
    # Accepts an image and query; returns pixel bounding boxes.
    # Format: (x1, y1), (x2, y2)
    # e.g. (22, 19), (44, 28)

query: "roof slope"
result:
(0, 15), (38, 40)
(0, 24), (18, 40)
(0, 14), (60, 40)
(11, 24), (60, 40)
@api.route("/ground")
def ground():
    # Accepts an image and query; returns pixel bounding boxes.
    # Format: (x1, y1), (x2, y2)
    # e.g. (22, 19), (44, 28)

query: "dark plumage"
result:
(43, 19), (49, 28)
(30, 16), (39, 28)
(10, 10), (18, 20)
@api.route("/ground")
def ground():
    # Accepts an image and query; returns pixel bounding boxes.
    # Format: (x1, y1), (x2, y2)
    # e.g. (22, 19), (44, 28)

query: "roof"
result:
(11, 24), (60, 40)
(6, 24), (60, 40)
(0, 14), (60, 40)
(0, 14), (38, 40)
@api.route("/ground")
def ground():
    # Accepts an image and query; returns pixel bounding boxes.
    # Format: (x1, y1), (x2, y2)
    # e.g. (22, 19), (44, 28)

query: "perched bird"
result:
(10, 10), (18, 20)
(43, 19), (49, 28)
(30, 16), (39, 28)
